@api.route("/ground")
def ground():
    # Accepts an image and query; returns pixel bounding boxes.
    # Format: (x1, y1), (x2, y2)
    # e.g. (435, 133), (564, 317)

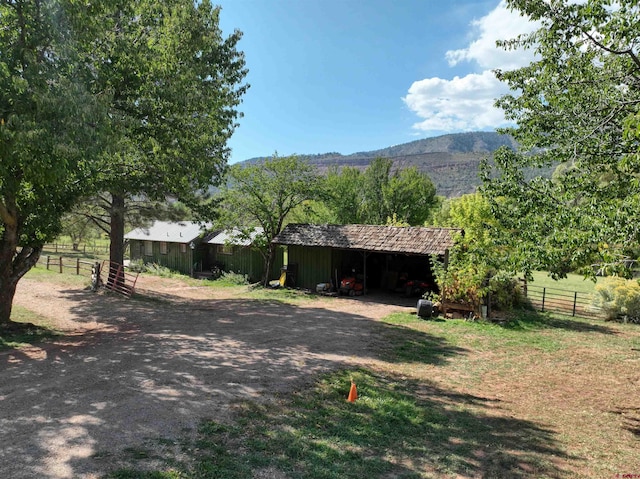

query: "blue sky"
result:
(216, 0), (537, 163)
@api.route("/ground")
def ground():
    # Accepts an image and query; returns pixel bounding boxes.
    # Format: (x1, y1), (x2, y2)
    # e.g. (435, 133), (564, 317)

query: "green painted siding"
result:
(206, 245), (284, 283)
(209, 245), (263, 282)
(128, 239), (200, 275)
(286, 246), (347, 290)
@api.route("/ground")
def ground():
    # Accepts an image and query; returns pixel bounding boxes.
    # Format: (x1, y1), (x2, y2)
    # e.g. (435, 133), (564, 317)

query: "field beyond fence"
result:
(44, 242), (110, 256)
(523, 282), (600, 318)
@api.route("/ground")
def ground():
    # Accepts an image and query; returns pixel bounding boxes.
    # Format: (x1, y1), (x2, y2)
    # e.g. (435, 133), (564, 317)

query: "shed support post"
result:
(362, 252), (368, 295)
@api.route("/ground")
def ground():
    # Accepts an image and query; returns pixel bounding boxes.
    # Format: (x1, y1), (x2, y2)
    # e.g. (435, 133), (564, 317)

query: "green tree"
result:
(323, 159), (437, 226)
(0, 0), (105, 325)
(80, 0), (248, 271)
(482, 0), (640, 278)
(323, 166), (363, 224)
(383, 166), (438, 226)
(217, 154), (322, 285)
(361, 158), (392, 224)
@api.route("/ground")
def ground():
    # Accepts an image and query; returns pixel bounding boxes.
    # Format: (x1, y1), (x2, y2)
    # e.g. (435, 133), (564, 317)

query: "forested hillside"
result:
(242, 131), (550, 197)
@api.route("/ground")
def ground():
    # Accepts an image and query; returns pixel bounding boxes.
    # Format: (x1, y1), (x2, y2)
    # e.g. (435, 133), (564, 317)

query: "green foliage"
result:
(482, 0), (640, 278)
(488, 271), (524, 311)
(431, 255), (488, 305)
(77, 0), (248, 265)
(430, 193), (522, 310)
(143, 263), (177, 278)
(0, 0), (107, 323)
(592, 277), (640, 323)
(217, 154), (323, 285)
(214, 271), (249, 286)
(323, 158), (438, 225)
(127, 259), (147, 273)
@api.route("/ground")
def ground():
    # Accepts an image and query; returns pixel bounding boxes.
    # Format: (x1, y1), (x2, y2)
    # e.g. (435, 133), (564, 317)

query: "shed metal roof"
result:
(206, 227), (264, 247)
(124, 221), (211, 244)
(272, 224), (462, 255)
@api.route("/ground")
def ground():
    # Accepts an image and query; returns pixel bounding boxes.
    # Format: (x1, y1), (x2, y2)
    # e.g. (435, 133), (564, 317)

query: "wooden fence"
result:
(523, 282), (601, 318)
(35, 256), (138, 297)
(38, 255), (96, 276)
(44, 242), (110, 255)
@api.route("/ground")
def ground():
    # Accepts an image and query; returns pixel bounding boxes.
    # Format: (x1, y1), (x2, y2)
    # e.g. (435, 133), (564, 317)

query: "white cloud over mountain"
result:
(403, 0), (539, 133)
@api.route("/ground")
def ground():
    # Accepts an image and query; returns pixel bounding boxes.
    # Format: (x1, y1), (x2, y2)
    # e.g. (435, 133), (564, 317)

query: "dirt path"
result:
(2, 276), (414, 478)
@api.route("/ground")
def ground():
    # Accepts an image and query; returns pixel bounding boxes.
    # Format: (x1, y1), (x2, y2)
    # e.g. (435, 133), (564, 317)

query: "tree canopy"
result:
(78, 0), (248, 268)
(0, 0), (106, 324)
(323, 158), (438, 226)
(481, 0), (640, 278)
(0, 0), (248, 324)
(216, 154), (323, 285)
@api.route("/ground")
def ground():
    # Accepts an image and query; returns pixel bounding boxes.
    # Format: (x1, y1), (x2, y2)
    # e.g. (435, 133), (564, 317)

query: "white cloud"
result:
(404, 71), (510, 131)
(404, 0), (539, 133)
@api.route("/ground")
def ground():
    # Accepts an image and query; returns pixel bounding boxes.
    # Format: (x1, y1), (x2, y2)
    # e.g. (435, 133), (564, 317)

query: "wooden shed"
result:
(272, 224), (462, 293)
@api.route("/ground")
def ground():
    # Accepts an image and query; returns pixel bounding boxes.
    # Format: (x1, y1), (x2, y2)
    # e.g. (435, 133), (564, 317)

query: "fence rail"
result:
(43, 242), (110, 255)
(37, 255), (96, 276)
(35, 256), (138, 298)
(101, 261), (139, 297)
(523, 283), (601, 318)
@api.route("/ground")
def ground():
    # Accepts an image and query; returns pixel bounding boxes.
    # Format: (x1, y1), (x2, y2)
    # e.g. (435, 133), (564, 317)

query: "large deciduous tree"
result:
(324, 158), (438, 225)
(481, 0), (640, 278)
(217, 154), (322, 285)
(0, 0), (105, 325)
(82, 0), (248, 270)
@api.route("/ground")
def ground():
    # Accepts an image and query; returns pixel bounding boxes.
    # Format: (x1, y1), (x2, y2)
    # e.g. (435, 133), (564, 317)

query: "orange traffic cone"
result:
(347, 381), (358, 402)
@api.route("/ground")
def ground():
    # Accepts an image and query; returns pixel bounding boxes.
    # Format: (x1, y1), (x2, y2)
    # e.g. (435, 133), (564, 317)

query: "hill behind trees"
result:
(242, 131), (548, 198)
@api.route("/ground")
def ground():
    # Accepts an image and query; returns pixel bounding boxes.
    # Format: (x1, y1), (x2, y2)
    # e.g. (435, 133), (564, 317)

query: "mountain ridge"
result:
(240, 131), (540, 198)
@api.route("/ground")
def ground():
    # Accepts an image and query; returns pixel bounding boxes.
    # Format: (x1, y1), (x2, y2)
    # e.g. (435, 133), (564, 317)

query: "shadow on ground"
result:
(0, 284), (575, 478)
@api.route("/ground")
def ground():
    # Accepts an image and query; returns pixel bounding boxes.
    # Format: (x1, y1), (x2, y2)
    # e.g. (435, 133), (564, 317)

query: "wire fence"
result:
(522, 282), (602, 318)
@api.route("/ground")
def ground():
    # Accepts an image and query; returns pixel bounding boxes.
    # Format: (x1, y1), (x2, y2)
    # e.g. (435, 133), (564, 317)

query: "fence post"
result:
(573, 292), (577, 317)
(541, 287), (546, 312)
(46, 255), (50, 270)
(76, 257), (81, 275)
(59, 256), (63, 274)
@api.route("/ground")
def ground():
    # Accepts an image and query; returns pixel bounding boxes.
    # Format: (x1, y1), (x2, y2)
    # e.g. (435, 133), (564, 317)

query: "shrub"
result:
(488, 271), (525, 310)
(214, 271), (249, 286)
(592, 277), (640, 323)
(127, 258), (146, 273)
(144, 263), (175, 278)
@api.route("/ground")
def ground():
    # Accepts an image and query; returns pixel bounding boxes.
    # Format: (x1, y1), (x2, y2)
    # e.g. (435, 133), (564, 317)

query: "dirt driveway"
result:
(1, 276), (415, 478)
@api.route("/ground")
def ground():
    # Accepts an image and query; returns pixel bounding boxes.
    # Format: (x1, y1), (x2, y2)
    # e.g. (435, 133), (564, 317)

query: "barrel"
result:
(417, 299), (433, 318)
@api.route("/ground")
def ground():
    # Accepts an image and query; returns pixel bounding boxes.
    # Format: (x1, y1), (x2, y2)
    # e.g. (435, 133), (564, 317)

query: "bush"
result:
(127, 258), (146, 273)
(488, 271), (525, 310)
(144, 263), (175, 277)
(592, 277), (640, 323)
(214, 271), (249, 286)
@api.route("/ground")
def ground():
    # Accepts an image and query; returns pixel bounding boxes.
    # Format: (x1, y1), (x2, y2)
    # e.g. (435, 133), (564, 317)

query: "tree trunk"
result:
(0, 280), (18, 325)
(262, 243), (278, 288)
(0, 243), (42, 325)
(108, 192), (126, 287)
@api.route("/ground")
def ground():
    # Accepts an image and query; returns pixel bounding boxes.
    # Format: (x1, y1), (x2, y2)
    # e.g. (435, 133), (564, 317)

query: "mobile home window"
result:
(144, 241), (153, 256)
(160, 242), (168, 255)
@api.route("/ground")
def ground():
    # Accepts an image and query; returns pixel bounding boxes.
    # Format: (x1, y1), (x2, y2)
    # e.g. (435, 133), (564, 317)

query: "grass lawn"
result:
(108, 307), (640, 479)
(529, 271), (600, 295)
(1, 305), (61, 350)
